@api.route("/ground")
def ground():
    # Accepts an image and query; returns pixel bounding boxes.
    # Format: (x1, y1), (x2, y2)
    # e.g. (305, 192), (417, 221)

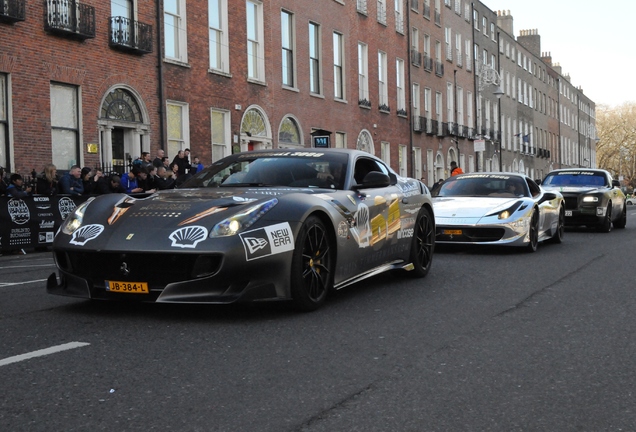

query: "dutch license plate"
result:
(443, 229), (463, 235)
(107, 281), (149, 294)
(565, 210), (572, 217)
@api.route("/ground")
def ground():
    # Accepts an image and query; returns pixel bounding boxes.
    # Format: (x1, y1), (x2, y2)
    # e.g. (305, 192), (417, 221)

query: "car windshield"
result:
(542, 171), (607, 188)
(179, 152), (349, 190)
(434, 174), (529, 198)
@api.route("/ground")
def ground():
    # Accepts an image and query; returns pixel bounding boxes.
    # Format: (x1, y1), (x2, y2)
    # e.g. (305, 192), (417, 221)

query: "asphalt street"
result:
(2, 210), (636, 431)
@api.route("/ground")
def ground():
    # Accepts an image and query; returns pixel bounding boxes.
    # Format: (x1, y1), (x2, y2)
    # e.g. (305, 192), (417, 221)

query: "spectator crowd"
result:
(0, 148), (202, 198)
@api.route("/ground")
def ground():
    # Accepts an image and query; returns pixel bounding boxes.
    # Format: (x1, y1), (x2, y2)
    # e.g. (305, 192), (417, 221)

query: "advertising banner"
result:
(0, 195), (90, 252)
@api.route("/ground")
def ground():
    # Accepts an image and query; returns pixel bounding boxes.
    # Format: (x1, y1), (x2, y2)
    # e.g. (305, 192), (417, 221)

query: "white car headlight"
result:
(583, 196), (598, 203)
(210, 198), (278, 237)
(61, 199), (94, 235)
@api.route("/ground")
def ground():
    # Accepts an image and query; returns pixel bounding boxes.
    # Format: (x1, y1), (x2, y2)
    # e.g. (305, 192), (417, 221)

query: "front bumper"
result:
(435, 219), (530, 246)
(46, 248), (290, 304)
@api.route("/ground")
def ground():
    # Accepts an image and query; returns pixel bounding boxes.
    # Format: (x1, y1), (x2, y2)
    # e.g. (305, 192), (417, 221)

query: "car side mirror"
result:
(612, 180), (620, 188)
(353, 171), (391, 189)
(538, 192), (557, 204)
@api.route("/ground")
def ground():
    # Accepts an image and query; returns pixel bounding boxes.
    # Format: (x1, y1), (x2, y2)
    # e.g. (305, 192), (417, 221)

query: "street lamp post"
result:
(476, 62), (504, 171)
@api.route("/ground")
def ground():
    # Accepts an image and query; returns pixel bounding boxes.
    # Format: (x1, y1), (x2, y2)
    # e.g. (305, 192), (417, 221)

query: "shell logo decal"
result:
(169, 226), (209, 249)
(70, 224), (105, 246)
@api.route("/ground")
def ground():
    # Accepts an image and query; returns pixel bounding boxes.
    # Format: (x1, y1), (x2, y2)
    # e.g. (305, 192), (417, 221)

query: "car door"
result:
(340, 156), (405, 278)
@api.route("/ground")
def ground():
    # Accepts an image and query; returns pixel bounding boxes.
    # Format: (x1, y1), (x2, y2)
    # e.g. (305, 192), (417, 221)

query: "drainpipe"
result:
(406, 0), (414, 178)
(557, 78), (562, 168)
(156, 0), (166, 152)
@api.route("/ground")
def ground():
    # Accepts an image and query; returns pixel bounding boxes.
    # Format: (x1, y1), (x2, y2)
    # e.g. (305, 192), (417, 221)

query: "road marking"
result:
(0, 342), (90, 367)
(0, 278), (48, 287)
(0, 264), (56, 270)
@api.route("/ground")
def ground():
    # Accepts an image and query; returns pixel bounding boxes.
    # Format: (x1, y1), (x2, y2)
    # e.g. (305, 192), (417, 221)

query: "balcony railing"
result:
(413, 116), (423, 133)
(429, 119), (438, 136)
(109, 16), (153, 54)
(379, 103), (391, 113)
(423, 3), (430, 19)
(411, 49), (421, 67)
(377, 1), (387, 25)
(423, 55), (433, 71)
(356, 0), (367, 14)
(358, 98), (371, 109)
(434, 60), (444, 76)
(44, 0), (95, 39)
(0, 0), (25, 23)
(397, 108), (407, 117)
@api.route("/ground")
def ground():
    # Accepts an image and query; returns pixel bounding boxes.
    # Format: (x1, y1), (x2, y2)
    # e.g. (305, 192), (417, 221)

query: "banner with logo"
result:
(0, 195), (90, 252)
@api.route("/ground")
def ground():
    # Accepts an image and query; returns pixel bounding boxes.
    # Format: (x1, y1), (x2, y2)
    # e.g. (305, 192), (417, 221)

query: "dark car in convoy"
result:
(541, 168), (626, 232)
(47, 149), (435, 311)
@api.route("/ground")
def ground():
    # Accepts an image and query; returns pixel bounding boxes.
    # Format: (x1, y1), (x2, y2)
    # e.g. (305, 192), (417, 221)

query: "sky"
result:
(483, 0), (636, 108)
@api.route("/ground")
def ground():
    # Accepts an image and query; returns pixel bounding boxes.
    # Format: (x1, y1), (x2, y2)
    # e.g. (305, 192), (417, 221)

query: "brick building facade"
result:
(0, 0), (595, 184)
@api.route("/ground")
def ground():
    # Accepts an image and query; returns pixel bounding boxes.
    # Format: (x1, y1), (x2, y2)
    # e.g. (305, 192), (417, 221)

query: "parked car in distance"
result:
(541, 168), (626, 232)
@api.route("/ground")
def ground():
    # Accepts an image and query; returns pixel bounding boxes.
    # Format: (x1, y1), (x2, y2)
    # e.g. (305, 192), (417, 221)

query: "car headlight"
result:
(61, 198), (94, 235)
(583, 196), (599, 203)
(486, 201), (523, 220)
(210, 198), (278, 237)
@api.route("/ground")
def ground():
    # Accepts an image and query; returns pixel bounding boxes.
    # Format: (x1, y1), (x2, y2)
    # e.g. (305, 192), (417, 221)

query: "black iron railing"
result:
(109, 16), (153, 54)
(0, 0), (25, 23)
(44, 0), (95, 39)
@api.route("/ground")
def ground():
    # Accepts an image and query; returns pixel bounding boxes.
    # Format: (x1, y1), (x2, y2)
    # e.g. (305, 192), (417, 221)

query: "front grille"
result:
(436, 227), (505, 242)
(55, 251), (222, 288)
(563, 196), (579, 210)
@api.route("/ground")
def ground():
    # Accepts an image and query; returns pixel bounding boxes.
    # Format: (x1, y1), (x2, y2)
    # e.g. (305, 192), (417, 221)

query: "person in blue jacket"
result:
(58, 165), (84, 195)
(6, 174), (32, 198)
(121, 167), (144, 193)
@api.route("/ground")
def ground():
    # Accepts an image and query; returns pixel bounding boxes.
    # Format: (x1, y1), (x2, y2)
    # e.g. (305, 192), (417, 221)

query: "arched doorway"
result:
(435, 153), (444, 181)
(278, 115), (303, 148)
(239, 106), (272, 152)
(98, 87), (150, 175)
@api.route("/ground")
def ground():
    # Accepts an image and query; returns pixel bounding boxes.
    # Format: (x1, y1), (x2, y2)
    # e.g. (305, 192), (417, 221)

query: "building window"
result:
(211, 108), (230, 161)
(490, 22), (495, 41)
(0, 74), (8, 169)
(446, 82), (454, 124)
(358, 42), (369, 104)
(467, 90), (473, 130)
(164, 0), (188, 63)
(412, 83), (421, 119)
(167, 101), (189, 158)
(281, 10), (295, 87)
(396, 58), (405, 113)
(209, 0), (229, 73)
(394, 0), (404, 33)
(424, 87), (431, 119)
(444, 27), (452, 61)
(50, 83), (80, 170)
(399, 144), (407, 176)
(457, 87), (464, 126)
(278, 116), (302, 146)
(377, 0), (387, 25)
(335, 131), (346, 149)
(378, 51), (388, 109)
(333, 32), (345, 99)
(247, 0), (265, 81)
(473, 10), (479, 30)
(309, 21), (321, 94)
(381, 141), (390, 165)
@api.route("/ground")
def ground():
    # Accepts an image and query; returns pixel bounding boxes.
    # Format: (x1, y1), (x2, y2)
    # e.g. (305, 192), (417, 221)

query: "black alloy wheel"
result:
(598, 204), (612, 233)
(290, 215), (334, 311)
(549, 206), (565, 244)
(407, 206), (435, 277)
(526, 209), (539, 252)
(614, 204), (627, 229)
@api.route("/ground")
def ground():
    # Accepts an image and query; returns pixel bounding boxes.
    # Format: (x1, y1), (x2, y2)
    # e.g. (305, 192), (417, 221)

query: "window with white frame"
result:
(210, 108), (230, 162)
(381, 141), (390, 165)
(411, 27), (419, 51)
(358, 42), (369, 103)
(0, 74), (7, 169)
(482, 16), (487, 34)
(309, 22), (321, 94)
(394, 0), (404, 33)
(164, 0), (188, 63)
(466, 90), (473, 130)
(435, 91), (442, 124)
(444, 27), (452, 61)
(412, 84), (421, 128)
(209, 0), (229, 73)
(378, 50), (388, 108)
(455, 33), (462, 66)
(424, 87), (431, 119)
(485, 99), (491, 130)
(278, 116), (302, 147)
(454, 0), (461, 14)
(333, 32), (345, 99)
(281, 10), (295, 88)
(167, 101), (189, 158)
(423, 34), (430, 56)
(446, 82), (453, 124)
(473, 10), (479, 30)
(396, 58), (405, 112)
(377, 0), (387, 25)
(50, 83), (80, 170)
(399, 144), (407, 176)
(246, 0), (265, 81)
(457, 87), (464, 126)
(335, 131), (346, 148)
